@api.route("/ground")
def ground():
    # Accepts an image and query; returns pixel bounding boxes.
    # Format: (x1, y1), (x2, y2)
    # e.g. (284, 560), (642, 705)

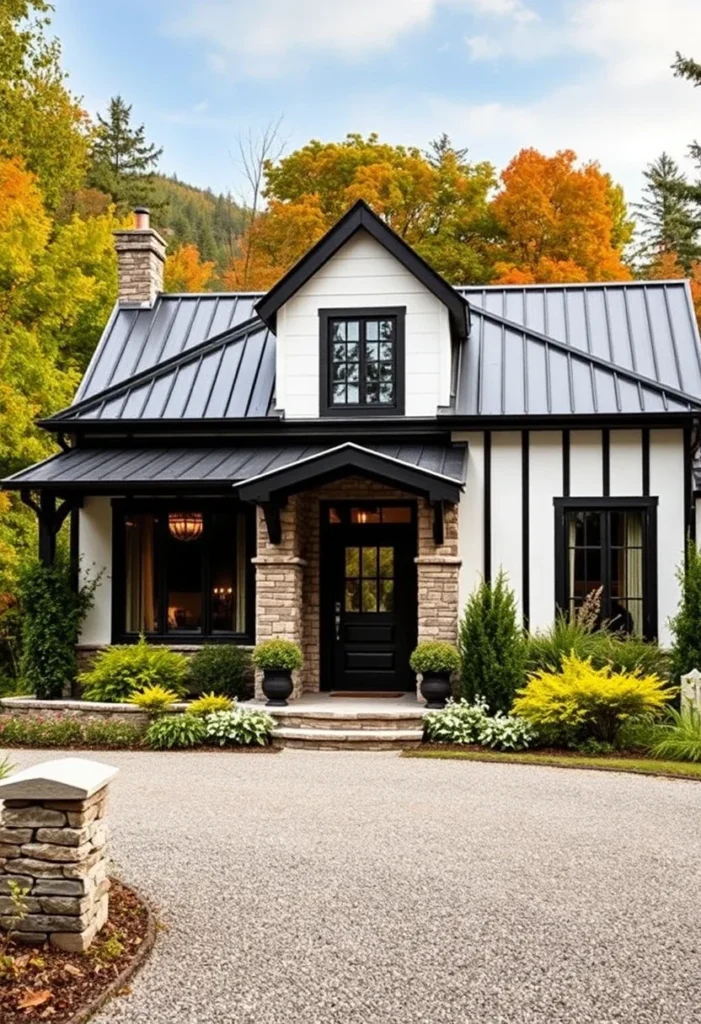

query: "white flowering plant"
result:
(423, 697), (535, 751)
(204, 708), (274, 746)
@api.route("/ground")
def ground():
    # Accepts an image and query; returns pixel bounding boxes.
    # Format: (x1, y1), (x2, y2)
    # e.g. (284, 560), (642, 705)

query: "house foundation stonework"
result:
(253, 477), (460, 695)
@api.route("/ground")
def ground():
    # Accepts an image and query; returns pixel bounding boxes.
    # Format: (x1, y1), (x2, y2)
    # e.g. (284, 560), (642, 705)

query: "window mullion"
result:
(602, 511), (611, 622)
(359, 319), (366, 405)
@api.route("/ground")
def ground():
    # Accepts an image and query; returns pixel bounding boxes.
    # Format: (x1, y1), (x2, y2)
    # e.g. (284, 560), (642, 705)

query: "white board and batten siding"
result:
(275, 230), (452, 418)
(456, 427), (686, 645)
(78, 496), (112, 646)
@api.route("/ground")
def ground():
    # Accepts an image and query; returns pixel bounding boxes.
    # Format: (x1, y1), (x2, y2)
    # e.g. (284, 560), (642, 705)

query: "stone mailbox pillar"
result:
(0, 757), (118, 951)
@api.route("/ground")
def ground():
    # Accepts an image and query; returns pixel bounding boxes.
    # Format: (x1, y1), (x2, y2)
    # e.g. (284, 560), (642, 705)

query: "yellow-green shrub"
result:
(512, 653), (676, 745)
(128, 684), (180, 715)
(186, 692), (233, 717)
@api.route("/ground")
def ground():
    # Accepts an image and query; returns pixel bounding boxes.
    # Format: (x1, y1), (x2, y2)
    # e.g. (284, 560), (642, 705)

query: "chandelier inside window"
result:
(168, 512), (203, 542)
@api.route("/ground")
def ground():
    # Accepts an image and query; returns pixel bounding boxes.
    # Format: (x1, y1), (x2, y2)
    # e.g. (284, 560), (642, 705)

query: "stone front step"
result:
(274, 713), (425, 731)
(273, 726), (423, 750)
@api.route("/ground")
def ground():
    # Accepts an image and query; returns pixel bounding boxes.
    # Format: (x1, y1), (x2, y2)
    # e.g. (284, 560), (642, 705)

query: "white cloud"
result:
(168, 0), (536, 77)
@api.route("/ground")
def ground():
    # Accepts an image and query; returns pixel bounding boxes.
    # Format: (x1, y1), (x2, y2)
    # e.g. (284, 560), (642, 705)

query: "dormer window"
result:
(319, 307), (405, 416)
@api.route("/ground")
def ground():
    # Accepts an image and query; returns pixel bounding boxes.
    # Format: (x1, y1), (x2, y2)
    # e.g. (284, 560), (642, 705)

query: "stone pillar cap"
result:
(0, 757), (118, 801)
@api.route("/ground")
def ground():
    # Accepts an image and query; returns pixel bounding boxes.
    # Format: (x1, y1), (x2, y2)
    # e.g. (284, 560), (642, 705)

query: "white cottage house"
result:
(4, 200), (701, 698)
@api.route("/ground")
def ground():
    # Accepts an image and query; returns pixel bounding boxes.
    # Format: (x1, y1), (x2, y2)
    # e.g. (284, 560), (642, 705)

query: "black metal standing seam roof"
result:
(76, 293), (263, 402)
(53, 316), (277, 422)
(50, 278), (701, 426)
(0, 443), (467, 490)
(456, 280), (701, 412)
(450, 305), (701, 416)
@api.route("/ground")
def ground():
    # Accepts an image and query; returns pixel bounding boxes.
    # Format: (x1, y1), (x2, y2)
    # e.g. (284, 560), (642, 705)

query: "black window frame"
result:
(319, 306), (406, 417)
(111, 498), (256, 645)
(554, 496), (658, 640)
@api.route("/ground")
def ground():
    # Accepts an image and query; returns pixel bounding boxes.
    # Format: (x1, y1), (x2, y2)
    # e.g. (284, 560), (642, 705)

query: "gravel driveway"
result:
(4, 748), (701, 1024)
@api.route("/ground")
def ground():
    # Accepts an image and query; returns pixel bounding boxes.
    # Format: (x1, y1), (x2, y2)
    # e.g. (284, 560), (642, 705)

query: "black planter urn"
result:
(420, 672), (452, 709)
(262, 668), (294, 707)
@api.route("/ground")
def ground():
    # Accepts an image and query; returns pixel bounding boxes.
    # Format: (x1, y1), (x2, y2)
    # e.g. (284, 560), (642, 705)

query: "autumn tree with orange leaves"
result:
(164, 243), (215, 293)
(490, 149), (633, 284)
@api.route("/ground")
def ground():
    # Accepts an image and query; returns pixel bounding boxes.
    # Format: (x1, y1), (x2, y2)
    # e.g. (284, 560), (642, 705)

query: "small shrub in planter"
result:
(187, 692), (234, 716)
(129, 684), (180, 715)
(188, 645), (251, 698)
(252, 639), (303, 707)
(512, 652), (676, 746)
(80, 636), (189, 702)
(147, 714), (206, 750)
(410, 641), (460, 708)
(204, 708), (274, 746)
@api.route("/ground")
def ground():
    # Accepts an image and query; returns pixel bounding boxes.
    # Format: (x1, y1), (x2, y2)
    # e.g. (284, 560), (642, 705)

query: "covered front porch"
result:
(3, 440), (466, 702)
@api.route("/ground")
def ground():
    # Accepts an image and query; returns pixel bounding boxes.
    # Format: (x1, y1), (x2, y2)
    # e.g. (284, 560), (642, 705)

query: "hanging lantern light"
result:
(168, 512), (203, 542)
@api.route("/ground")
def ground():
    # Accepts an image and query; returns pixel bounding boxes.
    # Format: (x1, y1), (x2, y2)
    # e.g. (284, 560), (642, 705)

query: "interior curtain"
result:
(567, 515), (576, 618)
(236, 513), (246, 632)
(625, 512), (644, 633)
(126, 515), (155, 632)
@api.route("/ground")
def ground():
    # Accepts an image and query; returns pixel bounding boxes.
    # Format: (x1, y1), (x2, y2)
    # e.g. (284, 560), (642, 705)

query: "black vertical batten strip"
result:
(642, 427), (650, 496)
(69, 508), (79, 594)
(602, 428), (610, 497)
(562, 429), (570, 497)
(484, 430), (492, 582)
(684, 424), (693, 544)
(521, 430), (530, 629)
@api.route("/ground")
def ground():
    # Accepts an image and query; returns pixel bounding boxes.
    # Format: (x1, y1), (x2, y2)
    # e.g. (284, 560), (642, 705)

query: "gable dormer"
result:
(255, 200), (468, 419)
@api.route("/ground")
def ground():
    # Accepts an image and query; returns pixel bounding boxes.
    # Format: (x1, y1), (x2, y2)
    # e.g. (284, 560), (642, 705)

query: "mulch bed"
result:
(0, 881), (154, 1024)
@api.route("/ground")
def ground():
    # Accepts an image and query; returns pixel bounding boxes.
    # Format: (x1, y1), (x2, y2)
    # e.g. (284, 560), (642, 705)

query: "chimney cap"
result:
(134, 206), (150, 214)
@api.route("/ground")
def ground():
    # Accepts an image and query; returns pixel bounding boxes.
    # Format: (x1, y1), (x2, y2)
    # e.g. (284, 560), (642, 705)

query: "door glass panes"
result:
(609, 510), (644, 634)
(344, 546), (394, 613)
(329, 317), (396, 407)
(125, 514), (159, 632)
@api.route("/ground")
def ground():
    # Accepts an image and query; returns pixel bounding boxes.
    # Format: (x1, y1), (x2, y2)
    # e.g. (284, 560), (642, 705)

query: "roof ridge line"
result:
(45, 314), (265, 423)
(474, 306), (701, 408)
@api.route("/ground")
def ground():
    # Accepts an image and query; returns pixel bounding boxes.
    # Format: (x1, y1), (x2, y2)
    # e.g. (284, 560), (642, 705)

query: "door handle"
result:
(334, 600), (341, 640)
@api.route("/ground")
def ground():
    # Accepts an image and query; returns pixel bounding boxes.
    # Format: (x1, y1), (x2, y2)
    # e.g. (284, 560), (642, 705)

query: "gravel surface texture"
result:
(4, 748), (701, 1024)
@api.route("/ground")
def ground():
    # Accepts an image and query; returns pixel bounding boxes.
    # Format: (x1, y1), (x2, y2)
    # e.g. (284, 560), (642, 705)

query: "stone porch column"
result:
(415, 501), (461, 664)
(0, 757), (118, 951)
(252, 496), (306, 699)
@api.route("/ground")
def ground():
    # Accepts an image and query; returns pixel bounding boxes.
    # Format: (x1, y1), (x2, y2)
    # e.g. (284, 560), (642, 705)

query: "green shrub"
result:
(525, 614), (669, 679)
(186, 692), (234, 716)
(513, 653), (676, 745)
(18, 555), (100, 699)
(188, 645), (251, 698)
(0, 714), (146, 749)
(252, 639), (303, 672)
(129, 684), (180, 715)
(409, 641), (460, 675)
(459, 571), (526, 712)
(80, 636), (189, 702)
(615, 714), (661, 753)
(669, 540), (701, 684)
(204, 708), (274, 746)
(0, 755), (12, 780)
(146, 714), (206, 750)
(649, 707), (701, 762)
(423, 697), (534, 751)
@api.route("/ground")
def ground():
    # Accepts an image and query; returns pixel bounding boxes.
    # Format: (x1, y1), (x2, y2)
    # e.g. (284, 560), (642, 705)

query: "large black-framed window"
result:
(319, 306), (405, 416)
(554, 497), (658, 639)
(112, 499), (255, 644)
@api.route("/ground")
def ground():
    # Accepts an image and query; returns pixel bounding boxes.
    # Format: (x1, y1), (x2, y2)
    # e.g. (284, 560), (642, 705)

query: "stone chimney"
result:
(113, 207), (166, 306)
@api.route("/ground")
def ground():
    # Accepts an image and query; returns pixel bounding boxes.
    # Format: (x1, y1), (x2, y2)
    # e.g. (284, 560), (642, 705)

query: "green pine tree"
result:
(633, 153), (700, 272)
(672, 53), (701, 228)
(669, 540), (701, 684)
(458, 570), (526, 713)
(88, 94), (163, 210)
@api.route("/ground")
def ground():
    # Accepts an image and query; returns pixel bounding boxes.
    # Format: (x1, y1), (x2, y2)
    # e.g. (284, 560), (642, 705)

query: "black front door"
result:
(321, 503), (417, 692)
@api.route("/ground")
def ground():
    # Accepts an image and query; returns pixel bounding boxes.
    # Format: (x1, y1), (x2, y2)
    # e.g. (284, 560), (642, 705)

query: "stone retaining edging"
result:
(0, 697), (189, 727)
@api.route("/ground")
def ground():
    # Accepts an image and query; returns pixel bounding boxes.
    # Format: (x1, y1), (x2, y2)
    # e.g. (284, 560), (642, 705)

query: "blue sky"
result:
(53, 0), (700, 203)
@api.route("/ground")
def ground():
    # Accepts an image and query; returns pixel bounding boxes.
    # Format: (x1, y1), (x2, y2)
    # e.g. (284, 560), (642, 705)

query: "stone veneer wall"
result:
(252, 476), (461, 694)
(0, 789), (110, 951)
(253, 495), (307, 698)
